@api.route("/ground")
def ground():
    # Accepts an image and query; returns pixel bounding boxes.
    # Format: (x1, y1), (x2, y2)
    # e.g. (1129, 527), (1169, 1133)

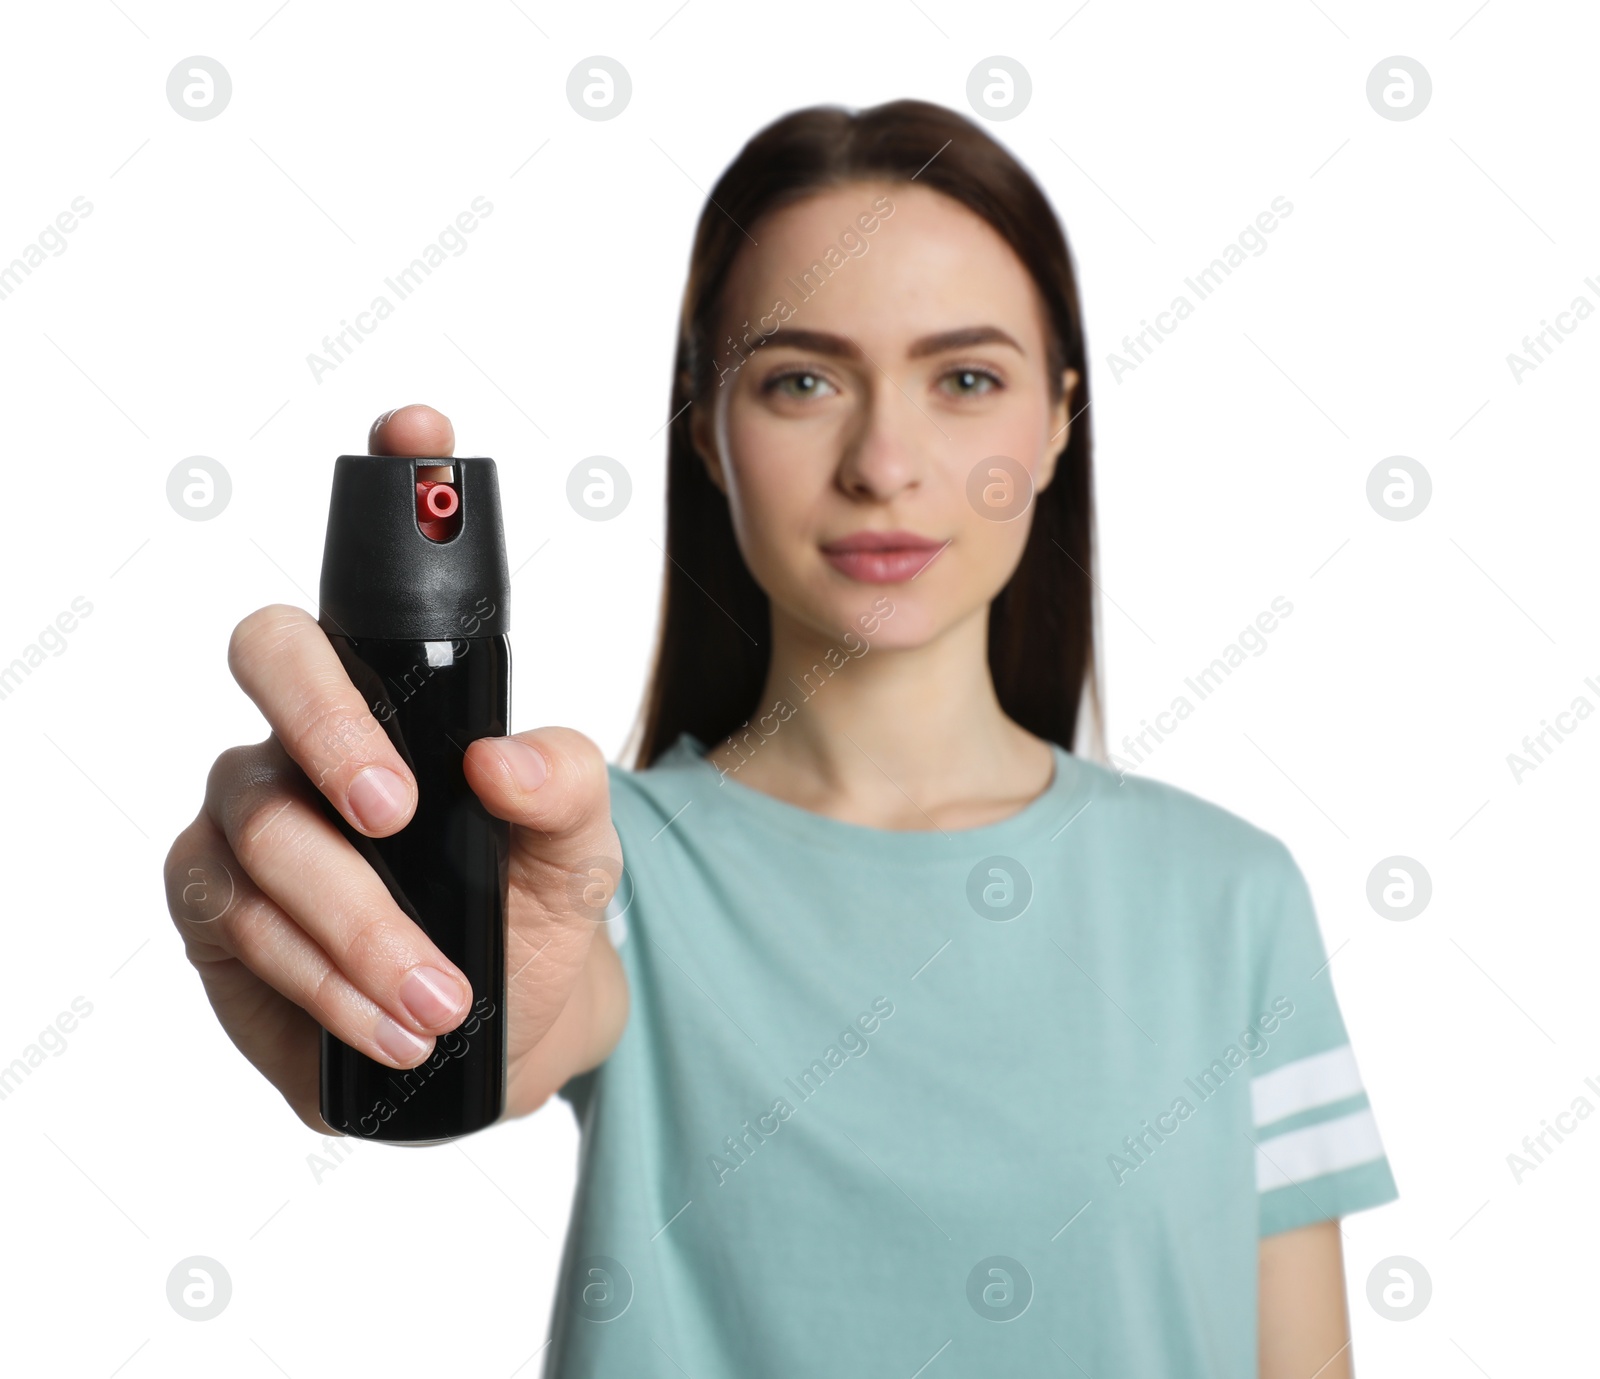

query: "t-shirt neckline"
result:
(665, 729), (1094, 861)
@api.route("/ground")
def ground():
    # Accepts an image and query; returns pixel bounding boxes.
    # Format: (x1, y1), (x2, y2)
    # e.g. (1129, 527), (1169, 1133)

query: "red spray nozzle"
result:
(416, 480), (461, 542)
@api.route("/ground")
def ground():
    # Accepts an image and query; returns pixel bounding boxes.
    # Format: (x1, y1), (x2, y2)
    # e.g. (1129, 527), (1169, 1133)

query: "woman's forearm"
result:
(1259, 1219), (1354, 1378)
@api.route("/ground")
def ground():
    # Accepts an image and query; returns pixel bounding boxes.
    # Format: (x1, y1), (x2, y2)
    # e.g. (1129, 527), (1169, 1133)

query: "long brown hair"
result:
(625, 98), (1104, 770)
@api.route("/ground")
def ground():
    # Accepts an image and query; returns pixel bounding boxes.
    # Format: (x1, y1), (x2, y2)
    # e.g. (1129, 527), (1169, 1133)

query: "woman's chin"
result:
(791, 594), (943, 652)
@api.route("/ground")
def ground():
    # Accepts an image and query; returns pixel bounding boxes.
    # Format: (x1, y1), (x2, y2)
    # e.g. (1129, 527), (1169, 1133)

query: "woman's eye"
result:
(765, 370), (836, 400)
(939, 367), (1002, 397)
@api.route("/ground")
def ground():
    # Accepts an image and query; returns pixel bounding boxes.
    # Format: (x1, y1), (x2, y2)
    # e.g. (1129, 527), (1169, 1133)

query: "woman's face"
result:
(694, 179), (1078, 653)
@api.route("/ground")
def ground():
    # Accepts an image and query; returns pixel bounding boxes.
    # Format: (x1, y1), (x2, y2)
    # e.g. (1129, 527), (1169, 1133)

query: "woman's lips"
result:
(819, 531), (947, 584)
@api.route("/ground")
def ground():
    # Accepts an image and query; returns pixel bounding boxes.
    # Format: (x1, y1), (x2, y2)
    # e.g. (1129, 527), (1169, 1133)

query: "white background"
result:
(1, 0), (1594, 1374)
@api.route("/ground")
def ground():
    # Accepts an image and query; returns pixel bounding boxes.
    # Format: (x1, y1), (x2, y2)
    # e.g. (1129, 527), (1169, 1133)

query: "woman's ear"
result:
(1036, 366), (1080, 493)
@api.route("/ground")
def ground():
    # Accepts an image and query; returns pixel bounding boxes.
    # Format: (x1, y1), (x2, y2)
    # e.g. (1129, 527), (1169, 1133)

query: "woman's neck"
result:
(704, 602), (1056, 830)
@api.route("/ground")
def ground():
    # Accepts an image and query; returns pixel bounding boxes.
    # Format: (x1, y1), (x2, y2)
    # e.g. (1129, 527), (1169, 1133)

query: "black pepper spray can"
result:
(315, 454), (510, 1144)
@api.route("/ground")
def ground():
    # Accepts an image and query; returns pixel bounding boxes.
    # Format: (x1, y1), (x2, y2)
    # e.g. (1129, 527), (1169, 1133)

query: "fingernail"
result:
(349, 766), (411, 832)
(498, 738), (547, 791)
(374, 1013), (430, 1064)
(400, 966), (467, 1028)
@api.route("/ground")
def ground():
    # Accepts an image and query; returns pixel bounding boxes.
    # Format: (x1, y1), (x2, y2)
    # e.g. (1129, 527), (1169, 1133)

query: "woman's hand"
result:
(162, 404), (629, 1136)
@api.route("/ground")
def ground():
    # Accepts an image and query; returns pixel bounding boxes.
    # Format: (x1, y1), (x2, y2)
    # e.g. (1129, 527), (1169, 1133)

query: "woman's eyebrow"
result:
(759, 328), (857, 358)
(757, 325), (1025, 360)
(907, 325), (1025, 358)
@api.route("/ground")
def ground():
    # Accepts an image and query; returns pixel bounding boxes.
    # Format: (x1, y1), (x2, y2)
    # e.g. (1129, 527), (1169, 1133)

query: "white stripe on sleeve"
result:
(1250, 1043), (1365, 1127)
(1255, 1106), (1386, 1192)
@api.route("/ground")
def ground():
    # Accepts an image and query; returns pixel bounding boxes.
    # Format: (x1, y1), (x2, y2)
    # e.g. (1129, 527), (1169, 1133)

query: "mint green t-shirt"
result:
(544, 732), (1398, 1377)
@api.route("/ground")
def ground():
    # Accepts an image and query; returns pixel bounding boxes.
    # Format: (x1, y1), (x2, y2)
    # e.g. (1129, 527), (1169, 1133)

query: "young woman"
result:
(164, 100), (1397, 1376)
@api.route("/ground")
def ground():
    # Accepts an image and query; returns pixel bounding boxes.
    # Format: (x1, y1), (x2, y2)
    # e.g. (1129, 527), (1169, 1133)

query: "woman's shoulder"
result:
(1071, 759), (1315, 968)
(1073, 753), (1299, 882)
(602, 730), (710, 819)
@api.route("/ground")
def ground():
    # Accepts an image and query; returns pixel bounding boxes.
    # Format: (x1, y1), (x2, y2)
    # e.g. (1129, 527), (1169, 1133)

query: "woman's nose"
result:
(834, 381), (934, 500)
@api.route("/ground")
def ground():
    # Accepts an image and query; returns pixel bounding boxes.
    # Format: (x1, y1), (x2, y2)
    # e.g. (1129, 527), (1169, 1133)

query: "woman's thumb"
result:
(463, 727), (622, 929)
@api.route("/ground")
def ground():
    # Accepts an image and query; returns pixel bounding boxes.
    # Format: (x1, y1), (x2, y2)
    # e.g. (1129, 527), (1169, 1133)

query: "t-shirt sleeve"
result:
(1247, 839), (1399, 1236)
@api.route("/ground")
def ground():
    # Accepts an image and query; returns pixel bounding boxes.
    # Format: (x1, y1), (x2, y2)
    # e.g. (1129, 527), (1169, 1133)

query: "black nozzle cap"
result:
(317, 455), (510, 640)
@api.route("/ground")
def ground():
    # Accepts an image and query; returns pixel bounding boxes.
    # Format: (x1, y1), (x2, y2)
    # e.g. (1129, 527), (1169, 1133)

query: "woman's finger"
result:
(369, 403), (454, 456)
(226, 604), (417, 838)
(202, 741), (473, 1044)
